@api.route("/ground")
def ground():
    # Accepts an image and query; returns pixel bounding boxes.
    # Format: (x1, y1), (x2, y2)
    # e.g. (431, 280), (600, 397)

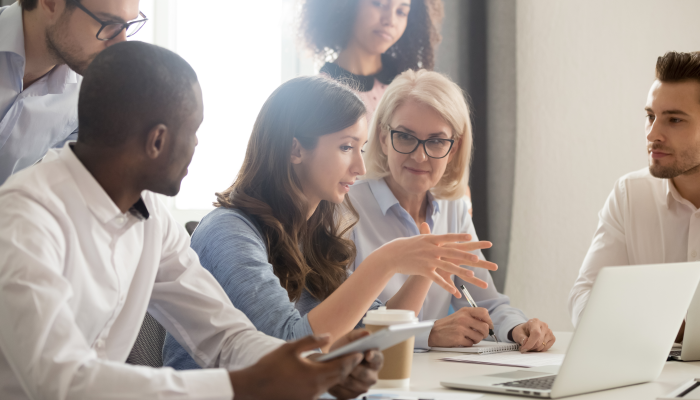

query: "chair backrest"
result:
(185, 221), (199, 236)
(125, 312), (166, 367)
(127, 220), (199, 366)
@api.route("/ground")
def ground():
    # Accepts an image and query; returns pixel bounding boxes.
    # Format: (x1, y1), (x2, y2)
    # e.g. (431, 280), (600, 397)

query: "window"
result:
(130, 0), (315, 225)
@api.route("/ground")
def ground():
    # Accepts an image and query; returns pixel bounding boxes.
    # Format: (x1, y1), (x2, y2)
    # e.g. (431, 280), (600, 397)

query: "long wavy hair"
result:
(215, 76), (367, 302)
(299, 0), (444, 71)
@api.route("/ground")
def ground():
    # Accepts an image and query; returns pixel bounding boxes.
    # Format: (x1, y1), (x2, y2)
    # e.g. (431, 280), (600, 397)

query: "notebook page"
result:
(431, 341), (519, 354)
(441, 351), (565, 368)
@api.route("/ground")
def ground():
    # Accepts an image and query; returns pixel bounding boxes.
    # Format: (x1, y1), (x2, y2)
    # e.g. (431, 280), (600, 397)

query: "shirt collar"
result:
(59, 143), (149, 224)
(319, 54), (399, 92)
(0, 3), (25, 60)
(664, 177), (697, 211)
(367, 177), (440, 217)
(426, 190), (440, 215)
(0, 3), (79, 95)
(46, 65), (79, 94)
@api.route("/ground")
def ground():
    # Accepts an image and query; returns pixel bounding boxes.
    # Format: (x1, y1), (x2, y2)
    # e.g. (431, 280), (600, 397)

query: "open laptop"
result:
(441, 262), (700, 398)
(669, 279), (700, 361)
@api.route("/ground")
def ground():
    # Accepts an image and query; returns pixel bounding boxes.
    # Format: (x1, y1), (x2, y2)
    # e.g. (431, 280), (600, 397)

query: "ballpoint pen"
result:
(460, 284), (499, 343)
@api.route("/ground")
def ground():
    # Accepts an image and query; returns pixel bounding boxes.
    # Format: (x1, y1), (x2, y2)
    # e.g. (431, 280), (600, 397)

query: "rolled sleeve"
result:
(354, 298), (384, 329)
(414, 319), (436, 349)
(172, 369), (233, 400)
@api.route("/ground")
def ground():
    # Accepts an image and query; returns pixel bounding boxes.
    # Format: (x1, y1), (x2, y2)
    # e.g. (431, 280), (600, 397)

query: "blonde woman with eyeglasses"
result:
(350, 69), (555, 352)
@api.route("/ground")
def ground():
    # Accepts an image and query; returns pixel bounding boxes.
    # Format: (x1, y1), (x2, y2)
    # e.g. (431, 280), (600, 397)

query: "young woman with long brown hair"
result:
(162, 75), (495, 369)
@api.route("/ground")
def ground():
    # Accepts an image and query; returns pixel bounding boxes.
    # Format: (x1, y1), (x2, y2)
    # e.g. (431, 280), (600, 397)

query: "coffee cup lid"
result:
(363, 307), (418, 326)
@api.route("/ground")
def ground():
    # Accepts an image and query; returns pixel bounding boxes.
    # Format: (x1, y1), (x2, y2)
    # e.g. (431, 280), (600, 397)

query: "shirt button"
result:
(692, 251), (698, 259)
(96, 339), (105, 348)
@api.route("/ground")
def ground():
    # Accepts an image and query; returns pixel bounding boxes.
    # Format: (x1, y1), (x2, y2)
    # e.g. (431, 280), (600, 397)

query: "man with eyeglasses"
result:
(0, 0), (146, 185)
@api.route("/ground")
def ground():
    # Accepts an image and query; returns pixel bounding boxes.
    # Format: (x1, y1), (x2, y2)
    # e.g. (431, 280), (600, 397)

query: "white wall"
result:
(504, 0), (700, 331)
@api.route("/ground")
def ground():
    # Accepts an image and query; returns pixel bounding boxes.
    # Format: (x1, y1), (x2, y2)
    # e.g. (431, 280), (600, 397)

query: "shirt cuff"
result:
(497, 316), (527, 343)
(414, 319), (436, 349)
(180, 368), (233, 400)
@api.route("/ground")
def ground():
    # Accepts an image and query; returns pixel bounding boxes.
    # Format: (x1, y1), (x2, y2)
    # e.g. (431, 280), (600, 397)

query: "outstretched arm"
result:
(309, 225), (493, 346)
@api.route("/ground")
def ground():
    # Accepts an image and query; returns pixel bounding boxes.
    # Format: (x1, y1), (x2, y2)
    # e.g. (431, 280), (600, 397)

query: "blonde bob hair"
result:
(363, 69), (472, 200)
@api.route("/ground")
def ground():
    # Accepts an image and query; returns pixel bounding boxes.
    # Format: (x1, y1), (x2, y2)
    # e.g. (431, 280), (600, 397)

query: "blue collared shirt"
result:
(0, 3), (80, 185)
(349, 178), (528, 347)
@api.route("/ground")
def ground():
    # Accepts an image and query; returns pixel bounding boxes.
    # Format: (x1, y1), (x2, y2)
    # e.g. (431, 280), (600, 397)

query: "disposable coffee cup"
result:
(363, 307), (419, 388)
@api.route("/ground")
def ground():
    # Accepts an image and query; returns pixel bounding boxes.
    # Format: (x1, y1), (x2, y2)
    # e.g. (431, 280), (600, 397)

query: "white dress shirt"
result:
(0, 3), (80, 186)
(349, 178), (528, 347)
(0, 144), (285, 400)
(569, 167), (700, 326)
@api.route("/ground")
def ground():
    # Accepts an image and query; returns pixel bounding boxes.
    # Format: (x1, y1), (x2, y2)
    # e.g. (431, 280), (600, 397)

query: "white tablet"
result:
(317, 321), (434, 362)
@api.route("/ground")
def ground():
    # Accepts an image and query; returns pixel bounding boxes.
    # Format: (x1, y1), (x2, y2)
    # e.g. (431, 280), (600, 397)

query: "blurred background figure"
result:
(298, 0), (443, 122)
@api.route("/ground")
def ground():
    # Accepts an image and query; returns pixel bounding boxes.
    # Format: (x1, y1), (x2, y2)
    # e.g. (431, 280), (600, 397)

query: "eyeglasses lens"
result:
(98, 23), (125, 40)
(125, 20), (147, 37)
(98, 19), (146, 40)
(393, 132), (419, 154)
(425, 140), (451, 158)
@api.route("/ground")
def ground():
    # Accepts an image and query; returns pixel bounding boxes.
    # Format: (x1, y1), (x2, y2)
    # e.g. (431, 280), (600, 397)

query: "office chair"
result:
(126, 220), (200, 367)
(125, 312), (166, 367)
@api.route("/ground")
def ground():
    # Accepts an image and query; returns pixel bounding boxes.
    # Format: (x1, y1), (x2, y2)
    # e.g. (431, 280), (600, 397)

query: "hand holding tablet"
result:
(318, 321), (434, 362)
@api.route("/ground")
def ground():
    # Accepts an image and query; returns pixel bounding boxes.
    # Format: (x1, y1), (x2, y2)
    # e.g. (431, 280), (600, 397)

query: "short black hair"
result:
(77, 41), (198, 147)
(19, 0), (79, 11)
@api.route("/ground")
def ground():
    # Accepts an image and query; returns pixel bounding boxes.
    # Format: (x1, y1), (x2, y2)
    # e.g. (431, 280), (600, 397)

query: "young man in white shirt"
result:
(0, 41), (381, 400)
(0, 0), (144, 185)
(569, 51), (700, 339)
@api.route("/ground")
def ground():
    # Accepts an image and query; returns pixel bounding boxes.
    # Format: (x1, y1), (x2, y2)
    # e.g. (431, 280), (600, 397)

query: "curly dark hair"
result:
(299, 0), (444, 71)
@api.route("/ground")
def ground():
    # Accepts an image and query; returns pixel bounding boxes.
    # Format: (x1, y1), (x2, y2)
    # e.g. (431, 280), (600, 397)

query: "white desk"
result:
(405, 332), (700, 399)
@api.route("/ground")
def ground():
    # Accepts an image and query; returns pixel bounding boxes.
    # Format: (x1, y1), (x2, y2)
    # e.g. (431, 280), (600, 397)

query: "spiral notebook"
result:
(430, 341), (519, 354)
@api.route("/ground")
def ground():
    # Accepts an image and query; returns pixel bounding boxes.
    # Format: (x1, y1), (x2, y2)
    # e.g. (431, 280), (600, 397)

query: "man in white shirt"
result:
(0, 41), (381, 400)
(0, 0), (145, 185)
(569, 51), (700, 337)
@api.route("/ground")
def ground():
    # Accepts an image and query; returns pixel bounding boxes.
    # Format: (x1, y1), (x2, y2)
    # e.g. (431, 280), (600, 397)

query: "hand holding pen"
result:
(426, 284), (499, 347)
(460, 284), (499, 343)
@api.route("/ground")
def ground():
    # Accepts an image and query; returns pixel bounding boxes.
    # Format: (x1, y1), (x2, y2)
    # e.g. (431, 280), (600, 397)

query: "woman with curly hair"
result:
(299, 0), (443, 122)
(162, 76), (496, 370)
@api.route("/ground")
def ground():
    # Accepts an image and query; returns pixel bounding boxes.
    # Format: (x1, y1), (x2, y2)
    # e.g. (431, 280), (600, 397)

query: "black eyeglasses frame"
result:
(389, 130), (455, 159)
(67, 0), (148, 41)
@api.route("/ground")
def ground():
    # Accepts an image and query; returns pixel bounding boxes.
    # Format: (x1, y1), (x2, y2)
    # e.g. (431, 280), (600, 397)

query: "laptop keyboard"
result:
(497, 375), (557, 390)
(670, 350), (681, 357)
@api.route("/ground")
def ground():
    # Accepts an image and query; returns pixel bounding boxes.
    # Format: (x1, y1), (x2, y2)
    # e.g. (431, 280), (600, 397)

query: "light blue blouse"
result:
(162, 206), (383, 370)
(349, 178), (528, 347)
